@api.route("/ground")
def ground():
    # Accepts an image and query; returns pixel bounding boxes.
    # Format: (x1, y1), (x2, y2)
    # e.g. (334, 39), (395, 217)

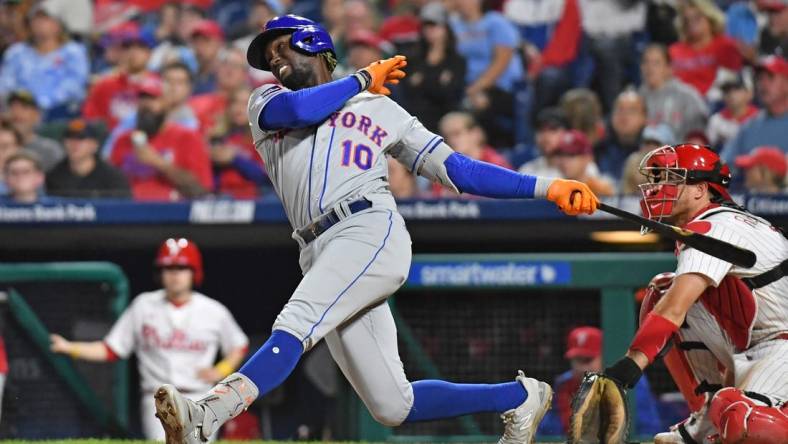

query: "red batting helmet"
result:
(155, 238), (204, 286)
(638, 144), (732, 231)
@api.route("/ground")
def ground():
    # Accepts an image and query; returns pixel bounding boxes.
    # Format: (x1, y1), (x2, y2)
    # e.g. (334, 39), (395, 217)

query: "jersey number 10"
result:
(341, 140), (373, 171)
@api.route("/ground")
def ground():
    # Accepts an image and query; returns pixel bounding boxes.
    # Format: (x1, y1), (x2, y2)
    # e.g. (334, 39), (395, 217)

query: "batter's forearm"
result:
(443, 153), (553, 199)
(260, 76), (362, 129)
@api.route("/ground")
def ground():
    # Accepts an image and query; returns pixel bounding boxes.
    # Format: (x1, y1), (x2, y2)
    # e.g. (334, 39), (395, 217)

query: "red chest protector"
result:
(699, 275), (757, 352)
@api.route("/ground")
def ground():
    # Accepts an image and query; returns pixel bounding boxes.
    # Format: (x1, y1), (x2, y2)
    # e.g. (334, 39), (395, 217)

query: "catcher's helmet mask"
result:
(638, 144), (732, 233)
(247, 15), (336, 72)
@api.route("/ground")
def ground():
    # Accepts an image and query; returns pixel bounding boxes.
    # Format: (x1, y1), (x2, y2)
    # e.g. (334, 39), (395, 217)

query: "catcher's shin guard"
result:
(708, 387), (788, 444)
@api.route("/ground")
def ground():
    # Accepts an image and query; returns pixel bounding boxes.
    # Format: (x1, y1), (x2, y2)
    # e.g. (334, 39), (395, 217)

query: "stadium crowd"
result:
(0, 0), (786, 203)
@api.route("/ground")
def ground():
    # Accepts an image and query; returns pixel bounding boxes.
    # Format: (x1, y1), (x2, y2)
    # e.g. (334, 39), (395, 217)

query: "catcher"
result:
(569, 144), (788, 444)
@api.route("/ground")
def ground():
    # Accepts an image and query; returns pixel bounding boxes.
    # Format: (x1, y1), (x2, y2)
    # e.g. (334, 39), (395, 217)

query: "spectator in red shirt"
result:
(83, 23), (155, 130)
(209, 88), (266, 199)
(553, 129), (615, 197)
(669, 0), (743, 99)
(189, 47), (251, 135)
(109, 76), (212, 201)
(434, 111), (511, 197)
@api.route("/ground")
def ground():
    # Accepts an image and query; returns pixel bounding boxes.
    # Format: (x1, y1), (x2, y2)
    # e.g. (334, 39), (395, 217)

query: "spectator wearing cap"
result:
(3, 90), (63, 171)
(669, 0), (743, 100)
(209, 88), (267, 199)
(46, 119), (130, 199)
(504, 0), (582, 116)
(400, 2), (465, 133)
(0, 2), (88, 121)
(620, 123), (676, 194)
(435, 111), (512, 197)
(377, 0), (426, 57)
(722, 55), (788, 165)
(190, 20), (225, 95)
(638, 43), (709, 141)
(597, 90), (647, 181)
(758, 0), (787, 57)
(735, 146), (787, 194)
(516, 107), (573, 175)
(553, 130), (615, 197)
(345, 30), (393, 71)
(537, 326), (662, 437)
(450, 0), (523, 148)
(102, 71), (200, 159)
(108, 74), (212, 201)
(0, 120), (23, 195)
(83, 23), (156, 130)
(190, 47), (252, 135)
(707, 77), (759, 149)
(0, 150), (47, 203)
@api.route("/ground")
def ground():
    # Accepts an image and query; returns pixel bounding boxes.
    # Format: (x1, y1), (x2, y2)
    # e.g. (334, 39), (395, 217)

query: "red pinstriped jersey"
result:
(675, 205), (788, 345)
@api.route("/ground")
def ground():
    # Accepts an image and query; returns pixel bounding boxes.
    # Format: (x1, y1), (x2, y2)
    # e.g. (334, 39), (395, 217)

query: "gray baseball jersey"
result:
(247, 84), (455, 231)
(246, 83), (461, 424)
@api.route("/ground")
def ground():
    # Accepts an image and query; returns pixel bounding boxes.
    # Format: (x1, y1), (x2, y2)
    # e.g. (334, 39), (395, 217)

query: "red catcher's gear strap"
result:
(630, 312), (679, 364)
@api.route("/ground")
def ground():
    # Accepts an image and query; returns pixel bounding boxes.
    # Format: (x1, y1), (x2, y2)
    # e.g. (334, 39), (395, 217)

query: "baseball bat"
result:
(598, 203), (757, 268)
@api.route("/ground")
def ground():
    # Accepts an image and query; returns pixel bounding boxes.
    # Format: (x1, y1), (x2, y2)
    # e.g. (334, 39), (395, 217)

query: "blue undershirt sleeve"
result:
(259, 76), (362, 130)
(444, 152), (546, 199)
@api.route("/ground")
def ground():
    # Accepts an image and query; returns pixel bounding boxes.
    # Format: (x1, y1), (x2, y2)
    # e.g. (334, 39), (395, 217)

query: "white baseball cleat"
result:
(498, 370), (553, 444)
(154, 385), (207, 444)
(654, 408), (715, 444)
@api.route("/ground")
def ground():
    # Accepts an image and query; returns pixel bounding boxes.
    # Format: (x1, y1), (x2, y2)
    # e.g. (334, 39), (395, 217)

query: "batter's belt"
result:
(293, 198), (373, 246)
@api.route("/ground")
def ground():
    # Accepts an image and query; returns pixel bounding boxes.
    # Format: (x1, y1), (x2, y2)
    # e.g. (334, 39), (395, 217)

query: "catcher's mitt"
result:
(568, 372), (630, 444)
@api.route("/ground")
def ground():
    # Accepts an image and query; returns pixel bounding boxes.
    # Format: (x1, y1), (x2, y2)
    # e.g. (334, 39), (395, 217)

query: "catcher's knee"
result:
(709, 387), (788, 444)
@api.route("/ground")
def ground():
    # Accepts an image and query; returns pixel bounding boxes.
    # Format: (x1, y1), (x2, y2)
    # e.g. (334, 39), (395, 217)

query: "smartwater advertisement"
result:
(408, 260), (572, 287)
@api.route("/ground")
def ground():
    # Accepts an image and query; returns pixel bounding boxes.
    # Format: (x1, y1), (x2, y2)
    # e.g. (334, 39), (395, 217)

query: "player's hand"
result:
(197, 367), (223, 384)
(50, 334), (72, 354)
(546, 179), (599, 216)
(361, 55), (407, 96)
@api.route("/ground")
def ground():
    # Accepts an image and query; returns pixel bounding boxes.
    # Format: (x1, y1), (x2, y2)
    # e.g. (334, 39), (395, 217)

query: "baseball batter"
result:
(50, 238), (248, 440)
(154, 15), (599, 444)
(598, 144), (788, 444)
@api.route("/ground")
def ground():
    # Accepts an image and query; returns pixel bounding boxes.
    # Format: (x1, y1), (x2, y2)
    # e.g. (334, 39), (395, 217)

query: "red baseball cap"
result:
(346, 30), (393, 54)
(757, 0), (786, 12)
(756, 55), (788, 77)
(565, 326), (602, 359)
(555, 130), (592, 156)
(190, 19), (224, 41)
(135, 73), (163, 97)
(735, 146), (787, 178)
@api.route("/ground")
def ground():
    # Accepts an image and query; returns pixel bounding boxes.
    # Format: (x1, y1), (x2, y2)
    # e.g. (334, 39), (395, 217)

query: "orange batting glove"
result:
(546, 179), (599, 216)
(357, 55), (407, 95)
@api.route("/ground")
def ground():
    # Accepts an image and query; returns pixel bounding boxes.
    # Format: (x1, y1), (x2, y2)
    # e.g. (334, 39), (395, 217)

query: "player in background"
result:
(154, 15), (599, 444)
(594, 144), (788, 444)
(537, 326), (662, 437)
(50, 238), (248, 440)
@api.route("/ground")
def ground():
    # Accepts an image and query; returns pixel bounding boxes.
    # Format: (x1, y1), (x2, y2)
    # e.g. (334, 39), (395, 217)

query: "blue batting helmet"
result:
(247, 15), (335, 71)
